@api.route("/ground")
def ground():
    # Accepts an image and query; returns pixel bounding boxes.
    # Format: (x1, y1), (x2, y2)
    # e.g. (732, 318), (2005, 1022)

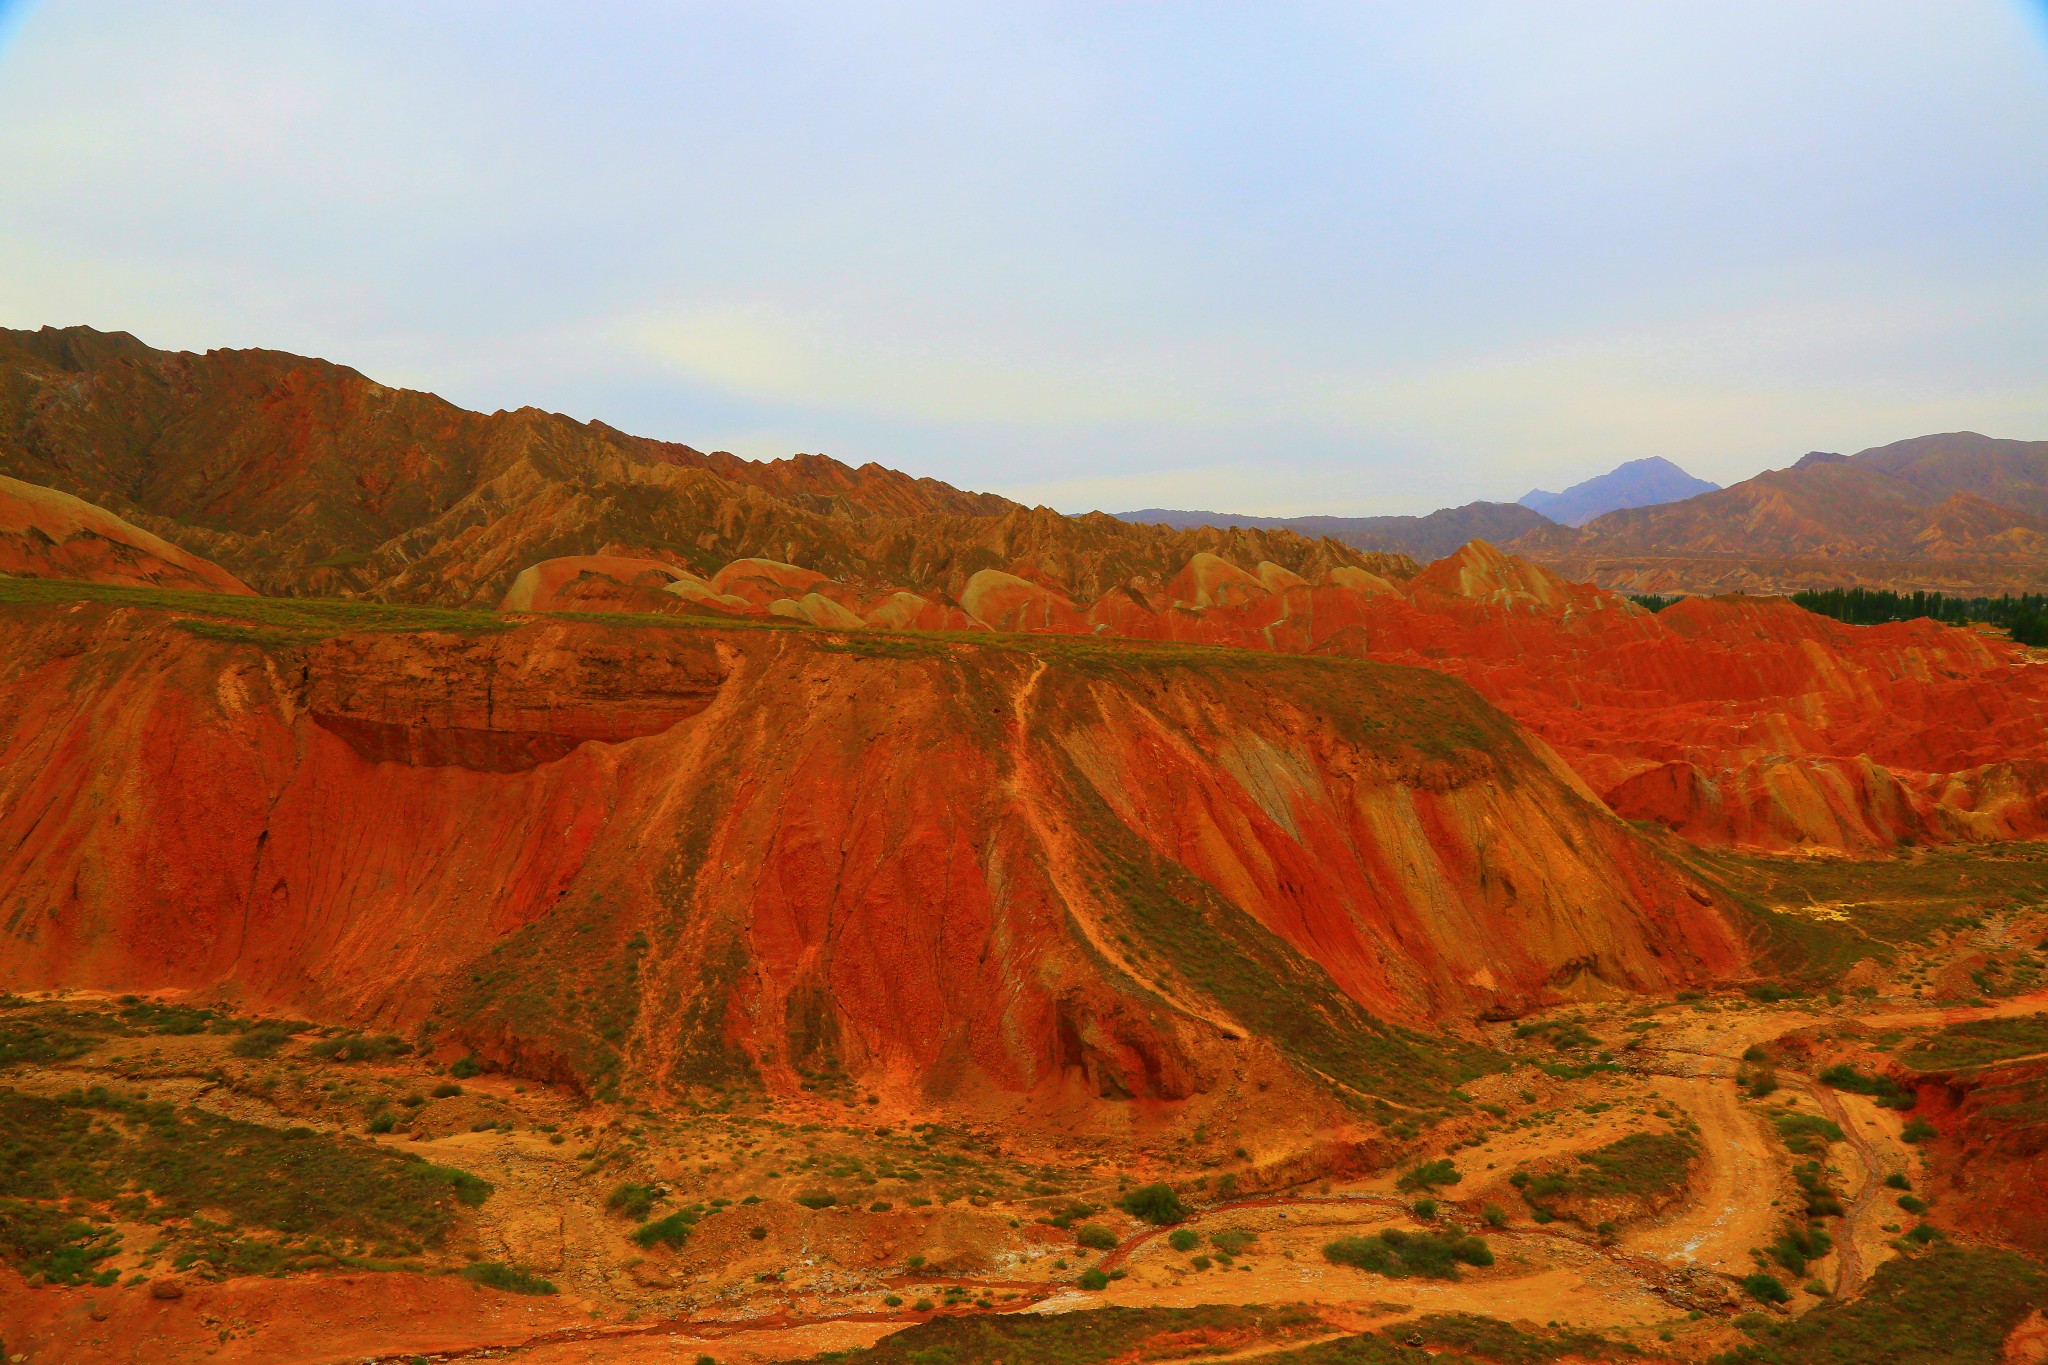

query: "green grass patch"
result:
(1899, 1013), (2048, 1073)
(802, 1305), (1324, 1365)
(1511, 1130), (1697, 1211)
(0, 1083), (491, 1279)
(1685, 845), (2048, 983)
(1709, 1247), (2048, 1364)
(0, 576), (512, 642)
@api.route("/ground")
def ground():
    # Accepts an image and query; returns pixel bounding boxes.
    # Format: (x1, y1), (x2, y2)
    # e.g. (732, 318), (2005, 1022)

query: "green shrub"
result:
(1209, 1228), (1257, 1255)
(230, 1027), (295, 1059)
(367, 1111), (397, 1135)
(1397, 1159), (1461, 1192)
(609, 1183), (658, 1220)
(1884, 1172), (1911, 1190)
(449, 1057), (483, 1079)
(1774, 1112), (1845, 1154)
(1769, 1223), (1832, 1276)
(634, 1211), (698, 1248)
(884, 1294), (903, 1307)
(912, 1299), (934, 1312)
(462, 1261), (556, 1295)
(1077, 1268), (1109, 1290)
(1901, 1118), (1937, 1143)
(1411, 1198), (1438, 1220)
(1743, 1273), (1790, 1304)
(749, 1226), (767, 1240)
(1076, 1223), (1117, 1251)
(1323, 1229), (1492, 1280)
(1118, 1184), (1188, 1225)
(1189, 1254), (1212, 1270)
(1166, 1229), (1198, 1252)
(430, 1082), (463, 1099)
(1480, 1204), (1507, 1228)
(1897, 1194), (1928, 1215)
(1818, 1064), (1914, 1109)
(796, 1189), (838, 1209)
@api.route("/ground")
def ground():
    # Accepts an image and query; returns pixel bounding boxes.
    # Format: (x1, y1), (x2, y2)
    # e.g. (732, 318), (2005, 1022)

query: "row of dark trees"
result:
(1628, 586), (2048, 646)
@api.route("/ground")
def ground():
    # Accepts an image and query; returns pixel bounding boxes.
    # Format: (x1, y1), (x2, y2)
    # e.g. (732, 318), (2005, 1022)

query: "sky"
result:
(0, 2), (2044, 516)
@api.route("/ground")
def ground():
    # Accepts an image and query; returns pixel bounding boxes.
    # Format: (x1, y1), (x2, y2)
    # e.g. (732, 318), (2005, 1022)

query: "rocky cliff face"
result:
(0, 595), (1745, 1117)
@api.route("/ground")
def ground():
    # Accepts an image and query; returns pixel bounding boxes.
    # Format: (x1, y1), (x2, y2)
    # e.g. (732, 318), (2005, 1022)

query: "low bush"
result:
(796, 1189), (838, 1209)
(1742, 1273), (1790, 1304)
(1901, 1118), (1938, 1143)
(609, 1183), (659, 1220)
(1077, 1268), (1109, 1290)
(1768, 1223), (1832, 1277)
(633, 1210), (699, 1249)
(1118, 1184), (1188, 1225)
(1209, 1228), (1257, 1255)
(1773, 1113), (1845, 1154)
(1397, 1158), (1460, 1192)
(1165, 1228), (1198, 1252)
(461, 1261), (556, 1295)
(1076, 1223), (1118, 1251)
(1322, 1228), (1492, 1280)
(230, 1026), (296, 1059)
(1817, 1064), (1914, 1110)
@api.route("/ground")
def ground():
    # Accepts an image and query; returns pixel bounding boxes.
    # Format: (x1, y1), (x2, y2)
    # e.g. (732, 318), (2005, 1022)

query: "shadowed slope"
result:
(0, 326), (1403, 605)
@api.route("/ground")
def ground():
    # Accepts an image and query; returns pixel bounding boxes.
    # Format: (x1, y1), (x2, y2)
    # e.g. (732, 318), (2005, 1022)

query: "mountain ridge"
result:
(1112, 500), (1554, 561)
(0, 325), (1405, 606)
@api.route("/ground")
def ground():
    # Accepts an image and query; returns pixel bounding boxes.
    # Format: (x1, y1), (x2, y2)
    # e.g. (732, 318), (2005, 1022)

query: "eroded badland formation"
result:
(4, 328), (2048, 1365)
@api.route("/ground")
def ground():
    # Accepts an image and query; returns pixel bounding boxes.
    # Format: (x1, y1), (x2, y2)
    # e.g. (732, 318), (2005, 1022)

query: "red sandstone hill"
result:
(0, 588), (1747, 1118)
(1513, 432), (2048, 596)
(0, 326), (1405, 606)
(0, 473), (252, 594)
(497, 540), (2048, 854)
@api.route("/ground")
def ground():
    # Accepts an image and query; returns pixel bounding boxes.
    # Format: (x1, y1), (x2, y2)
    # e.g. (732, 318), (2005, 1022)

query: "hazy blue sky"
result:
(2, 2), (2044, 514)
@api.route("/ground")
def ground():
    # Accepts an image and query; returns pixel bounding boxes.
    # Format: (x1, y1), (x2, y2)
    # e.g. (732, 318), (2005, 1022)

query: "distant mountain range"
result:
(1120, 436), (2048, 595)
(1112, 501), (1552, 562)
(1114, 455), (1718, 560)
(1519, 456), (1718, 527)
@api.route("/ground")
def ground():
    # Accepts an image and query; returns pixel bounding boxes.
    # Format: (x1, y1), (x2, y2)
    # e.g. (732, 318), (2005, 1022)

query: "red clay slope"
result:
(0, 474), (253, 593)
(0, 594), (1745, 1122)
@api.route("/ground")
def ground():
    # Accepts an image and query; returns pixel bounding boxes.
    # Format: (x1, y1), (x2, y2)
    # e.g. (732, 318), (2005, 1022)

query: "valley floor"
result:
(7, 978), (2045, 1365)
